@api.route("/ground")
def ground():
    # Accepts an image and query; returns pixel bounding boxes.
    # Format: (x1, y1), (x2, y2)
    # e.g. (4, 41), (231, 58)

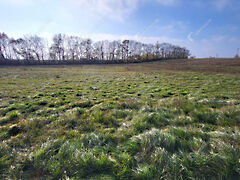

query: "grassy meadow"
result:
(0, 59), (240, 179)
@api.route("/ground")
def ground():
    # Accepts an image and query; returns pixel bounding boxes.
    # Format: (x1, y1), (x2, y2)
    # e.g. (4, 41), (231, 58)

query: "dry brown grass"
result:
(67, 58), (240, 75)
(133, 58), (240, 74)
(1, 58), (239, 75)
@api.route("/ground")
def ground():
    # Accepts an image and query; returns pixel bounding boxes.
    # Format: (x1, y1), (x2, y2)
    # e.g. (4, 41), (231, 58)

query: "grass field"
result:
(0, 58), (240, 179)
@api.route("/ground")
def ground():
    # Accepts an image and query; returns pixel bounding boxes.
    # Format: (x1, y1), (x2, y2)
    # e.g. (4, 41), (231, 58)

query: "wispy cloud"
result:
(158, 21), (186, 34)
(189, 0), (236, 11)
(136, 19), (160, 37)
(188, 18), (212, 42)
(67, 0), (180, 22)
(68, 0), (140, 22)
(196, 18), (212, 35)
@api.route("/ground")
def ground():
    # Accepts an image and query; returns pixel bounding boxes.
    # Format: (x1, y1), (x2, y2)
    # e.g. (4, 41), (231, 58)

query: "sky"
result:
(0, 0), (240, 58)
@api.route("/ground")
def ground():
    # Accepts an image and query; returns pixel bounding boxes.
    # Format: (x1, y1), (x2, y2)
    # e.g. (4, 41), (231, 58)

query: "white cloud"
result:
(88, 33), (181, 44)
(67, 0), (180, 22)
(212, 35), (227, 42)
(0, 0), (34, 6)
(212, 0), (229, 10)
(157, 21), (186, 34)
(190, 0), (236, 11)
(136, 19), (160, 37)
(68, 0), (140, 22)
(156, 0), (179, 6)
(229, 37), (240, 43)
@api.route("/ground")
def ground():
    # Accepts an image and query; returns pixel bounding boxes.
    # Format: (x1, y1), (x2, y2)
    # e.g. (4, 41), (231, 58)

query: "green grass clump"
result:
(31, 137), (116, 179)
(0, 111), (20, 125)
(182, 102), (195, 115)
(72, 100), (94, 108)
(113, 110), (130, 119)
(37, 99), (48, 106)
(7, 111), (19, 121)
(93, 111), (119, 127)
(132, 116), (151, 133)
(220, 110), (240, 126)
(0, 144), (14, 179)
(192, 110), (219, 125)
(143, 110), (172, 128)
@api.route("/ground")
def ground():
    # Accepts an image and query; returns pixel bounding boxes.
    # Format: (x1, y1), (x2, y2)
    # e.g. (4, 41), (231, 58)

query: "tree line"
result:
(0, 32), (190, 65)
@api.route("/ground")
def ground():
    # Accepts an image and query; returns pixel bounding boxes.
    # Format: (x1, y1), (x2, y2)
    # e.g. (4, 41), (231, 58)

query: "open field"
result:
(0, 58), (240, 179)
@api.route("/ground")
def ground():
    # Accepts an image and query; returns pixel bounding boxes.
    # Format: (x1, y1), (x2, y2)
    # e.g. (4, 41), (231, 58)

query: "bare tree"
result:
(0, 33), (7, 60)
(86, 39), (92, 60)
(109, 41), (119, 60)
(155, 42), (160, 58)
(0, 32), (190, 62)
(93, 41), (104, 60)
(49, 34), (65, 60)
(64, 35), (83, 60)
(121, 40), (130, 60)
(23, 35), (46, 61)
(10, 38), (34, 60)
(0, 33), (13, 59)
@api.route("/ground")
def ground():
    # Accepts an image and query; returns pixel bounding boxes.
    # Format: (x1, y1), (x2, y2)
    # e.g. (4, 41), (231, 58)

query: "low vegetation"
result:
(0, 59), (240, 179)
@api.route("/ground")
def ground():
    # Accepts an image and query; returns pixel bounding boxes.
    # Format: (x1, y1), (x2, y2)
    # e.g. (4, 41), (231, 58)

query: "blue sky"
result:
(0, 0), (240, 58)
